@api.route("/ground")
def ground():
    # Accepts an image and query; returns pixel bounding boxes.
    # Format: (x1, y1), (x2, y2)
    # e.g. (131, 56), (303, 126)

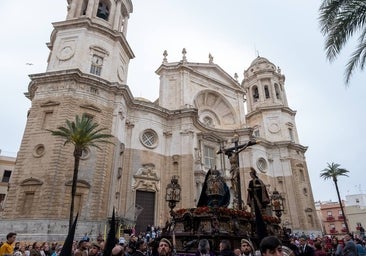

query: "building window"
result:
(288, 128), (294, 141)
(338, 210), (343, 216)
(275, 83), (281, 99)
(327, 211), (332, 216)
(203, 145), (215, 168)
(299, 169), (305, 181)
(256, 158), (267, 172)
(1, 170), (11, 183)
(356, 198), (360, 203)
(90, 55), (103, 76)
(253, 129), (260, 137)
(22, 192), (34, 215)
(303, 188), (308, 196)
(264, 85), (270, 99)
(140, 129), (158, 149)
(42, 111), (54, 130)
(203, 116), (214, 127)
(252, 86), (259, 102)
(97, 0), (110, 20)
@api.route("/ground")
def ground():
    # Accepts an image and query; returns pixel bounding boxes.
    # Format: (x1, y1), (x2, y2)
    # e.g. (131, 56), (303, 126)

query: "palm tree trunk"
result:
(334, 180), (349, 232)
(69, 148), (82, 230)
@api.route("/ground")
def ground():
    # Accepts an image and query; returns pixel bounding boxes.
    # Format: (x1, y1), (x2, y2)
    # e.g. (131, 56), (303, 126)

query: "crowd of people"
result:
(1, 228), (366, 256)
(0, 222), (366, 256)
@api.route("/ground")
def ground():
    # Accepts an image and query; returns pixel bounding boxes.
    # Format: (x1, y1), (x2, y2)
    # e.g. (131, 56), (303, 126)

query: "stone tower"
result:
(242, 57), (320, 232)
(0, 0), (134, 240)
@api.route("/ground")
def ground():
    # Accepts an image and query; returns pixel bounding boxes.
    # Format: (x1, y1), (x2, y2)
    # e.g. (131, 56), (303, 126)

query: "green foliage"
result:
(319, 0), (366, 84)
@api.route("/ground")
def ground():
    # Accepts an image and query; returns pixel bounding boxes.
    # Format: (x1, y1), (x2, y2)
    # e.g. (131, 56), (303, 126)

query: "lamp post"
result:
(165, 176), (181, 255)
(270, 189), (285, 221)
(165, 175), (181, 217)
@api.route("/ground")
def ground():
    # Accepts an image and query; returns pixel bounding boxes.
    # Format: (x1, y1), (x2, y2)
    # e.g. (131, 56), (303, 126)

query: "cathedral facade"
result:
(0, 0), (321, 240)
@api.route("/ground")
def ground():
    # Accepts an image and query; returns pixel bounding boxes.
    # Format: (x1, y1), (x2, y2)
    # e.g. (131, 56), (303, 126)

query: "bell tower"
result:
(242, 57), (297, 143)
(0, 0), (134, 241)
(242, 57), (320, 232)
(47, 0), (134, 83)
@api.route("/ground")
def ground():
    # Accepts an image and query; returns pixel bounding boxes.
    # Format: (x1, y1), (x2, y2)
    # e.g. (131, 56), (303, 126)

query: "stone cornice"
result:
(156, 62), (244, 94)
(49, 18), (134, 59)
(246, 105), (296, 119)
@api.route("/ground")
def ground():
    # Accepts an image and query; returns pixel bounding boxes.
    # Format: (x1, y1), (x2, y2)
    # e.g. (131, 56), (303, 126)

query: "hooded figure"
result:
(240, 239), (255, 256)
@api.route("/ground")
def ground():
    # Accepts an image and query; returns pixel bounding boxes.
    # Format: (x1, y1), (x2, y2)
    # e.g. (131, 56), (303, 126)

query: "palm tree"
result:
(319, 0), (366, 84)
(49, 114), (114, 229)
(320, 162), (350, 232)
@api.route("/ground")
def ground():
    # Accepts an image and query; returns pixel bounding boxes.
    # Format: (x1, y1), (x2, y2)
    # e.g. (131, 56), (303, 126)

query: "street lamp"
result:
(165, 175), (181, 217)
(271, 189), (284, 220)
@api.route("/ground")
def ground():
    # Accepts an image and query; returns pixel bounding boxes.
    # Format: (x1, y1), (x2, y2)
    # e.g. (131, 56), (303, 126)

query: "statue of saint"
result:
(246, 168), (270, 211)
(197, 169), (230, 208)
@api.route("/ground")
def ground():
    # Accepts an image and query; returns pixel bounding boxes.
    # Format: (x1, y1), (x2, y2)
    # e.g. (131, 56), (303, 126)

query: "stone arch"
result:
(194, 90), (237, 127)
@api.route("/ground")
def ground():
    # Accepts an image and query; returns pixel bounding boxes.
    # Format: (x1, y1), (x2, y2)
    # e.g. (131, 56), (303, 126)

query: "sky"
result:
(1, 1), (365, 203)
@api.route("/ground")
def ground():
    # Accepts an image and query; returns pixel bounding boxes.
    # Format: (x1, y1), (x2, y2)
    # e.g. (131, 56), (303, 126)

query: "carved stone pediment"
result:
(134, 163), (159, 180)
(133, 163), (160, 192)
(80, 104), (102, 112)
(20, 178), (43, 186)
(65, 180), (91, 188)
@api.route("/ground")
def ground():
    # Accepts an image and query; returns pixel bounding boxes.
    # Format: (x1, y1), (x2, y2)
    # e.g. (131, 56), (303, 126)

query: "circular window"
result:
(140, 129), (158, 149)
(80, 148), (90, 160)
(33, 144), (45, 158)
(256, 158), (267, 172)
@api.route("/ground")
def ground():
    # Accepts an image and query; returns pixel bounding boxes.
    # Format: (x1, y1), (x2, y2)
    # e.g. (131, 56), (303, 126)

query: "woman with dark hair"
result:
(195, 239), (215, 256)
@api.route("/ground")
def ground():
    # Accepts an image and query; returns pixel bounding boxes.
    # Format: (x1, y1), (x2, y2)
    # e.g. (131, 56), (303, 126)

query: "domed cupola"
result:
(242, 56), (287, 112)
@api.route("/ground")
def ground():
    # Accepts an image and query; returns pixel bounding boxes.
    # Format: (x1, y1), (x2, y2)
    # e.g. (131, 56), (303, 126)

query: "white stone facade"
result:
(0, 0), (320, 241)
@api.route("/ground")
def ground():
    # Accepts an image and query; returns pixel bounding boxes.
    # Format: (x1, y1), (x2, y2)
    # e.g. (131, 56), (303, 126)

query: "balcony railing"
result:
(326, 216), (335, 221)
(338, 215), (344, 220)
(329, 229), (337, 234)
(341, 228), (348, 232)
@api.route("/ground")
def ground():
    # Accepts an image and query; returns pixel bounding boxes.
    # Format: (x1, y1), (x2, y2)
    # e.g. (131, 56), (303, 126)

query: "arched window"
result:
(81, 0), (88, 15)
(97, 0), (110, 20)
(252, 86), (259, 102)
(299, 169), (305, 182)
(274, 83), (281, 99)
(264, 85), (270, 99)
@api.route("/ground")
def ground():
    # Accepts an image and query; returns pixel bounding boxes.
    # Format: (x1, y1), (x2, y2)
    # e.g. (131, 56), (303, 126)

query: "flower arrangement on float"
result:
(174, 207), (280, 224)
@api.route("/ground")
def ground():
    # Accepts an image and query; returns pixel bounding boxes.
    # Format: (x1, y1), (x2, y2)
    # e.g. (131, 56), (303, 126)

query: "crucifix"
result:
(217, 135), (257, 210)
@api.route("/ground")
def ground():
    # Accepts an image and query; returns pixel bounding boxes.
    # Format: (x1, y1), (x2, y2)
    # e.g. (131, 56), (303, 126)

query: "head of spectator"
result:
(259, 236), (283, 256)
(158, 238), (172, 256)
(241, 239), (254, 256)
(112, 244), (125, 256)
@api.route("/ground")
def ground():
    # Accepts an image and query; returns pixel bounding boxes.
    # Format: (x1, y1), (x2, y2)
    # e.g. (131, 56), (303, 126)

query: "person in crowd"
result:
(218, 240), (235, 256)
(51, 245), (62, 256)
(88, 242), (101, 256)
(74, 239), (90, 256)
(157, 238), (172, 256)
(314, 242), (326, 256)
(112, 244), (125, 256)
(195, 239), (214, 256)
(240, 239), (255, 256)
(259, 236), (283, 256)
(30, 242), (42, 256)
(24, 245), (31, 256)
(298, 237), (315, 256)
(354, 238), (365, 256)
(330, 237), (343, 256)
(133, 240), (147, 256)
(0, 232), (17, 256)
(13, 245), (23, 256)
(342, 234), (357, 256)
